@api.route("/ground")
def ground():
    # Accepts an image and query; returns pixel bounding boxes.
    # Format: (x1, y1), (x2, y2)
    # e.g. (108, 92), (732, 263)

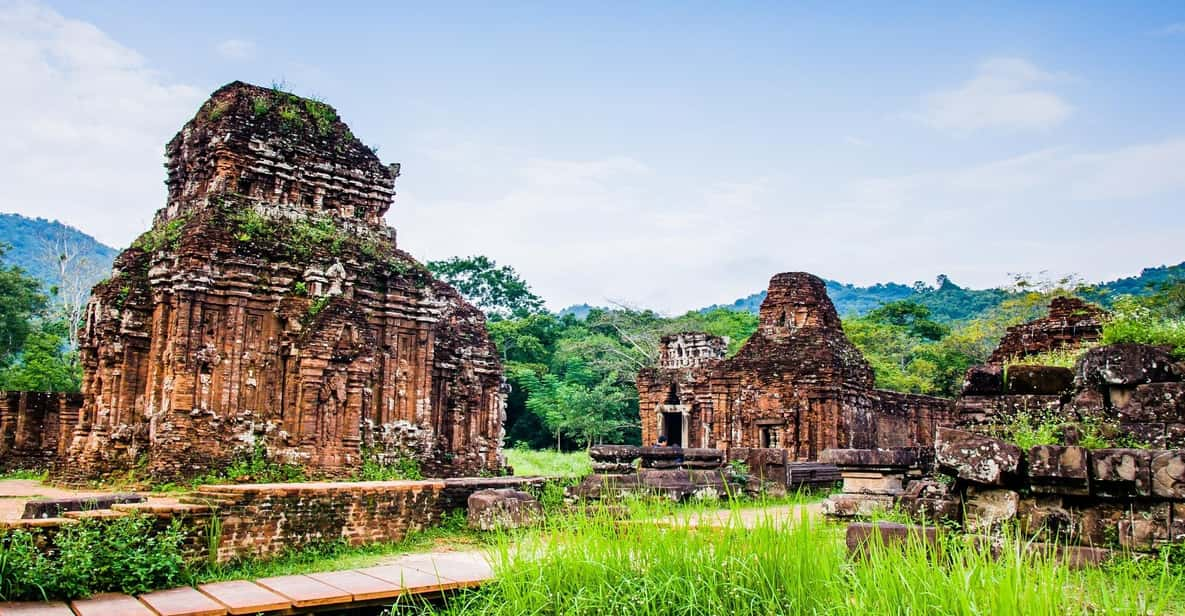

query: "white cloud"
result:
(0, 0), (202, 248)
(395, 135), (1185, 313)
(215, 38), (254, 61)
(918, 57), (1072, 134)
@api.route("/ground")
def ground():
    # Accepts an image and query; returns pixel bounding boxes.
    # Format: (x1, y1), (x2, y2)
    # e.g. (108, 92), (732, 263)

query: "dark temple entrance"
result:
(662, 412), (683, 447)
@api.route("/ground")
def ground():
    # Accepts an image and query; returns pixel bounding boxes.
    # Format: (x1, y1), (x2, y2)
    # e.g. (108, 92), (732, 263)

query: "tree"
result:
(0, 319), (80, 392)
(427, 255), (545, 319)
(40, 227), (105, 350)
(0, 245), (48, 364)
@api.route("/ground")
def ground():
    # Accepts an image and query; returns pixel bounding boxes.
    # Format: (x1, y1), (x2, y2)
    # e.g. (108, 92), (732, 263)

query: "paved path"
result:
(0, 480), (182, 521)
(0, 550), (492, 616)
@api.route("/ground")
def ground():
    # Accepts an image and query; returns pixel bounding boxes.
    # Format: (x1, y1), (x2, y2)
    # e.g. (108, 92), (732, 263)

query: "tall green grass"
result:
(505, 448), (592, 477)
(408, 507), (1183, 615)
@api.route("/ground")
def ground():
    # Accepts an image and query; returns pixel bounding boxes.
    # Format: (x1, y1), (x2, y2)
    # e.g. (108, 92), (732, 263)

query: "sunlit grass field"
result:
(504, 448), (592, 477)
(401, 505), (1185, 616)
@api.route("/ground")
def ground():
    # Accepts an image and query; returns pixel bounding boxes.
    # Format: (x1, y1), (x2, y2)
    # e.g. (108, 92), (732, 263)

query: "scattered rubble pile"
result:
(822, 298), (1185, 555)
(637, 272), (954, 457)
(10, 81), (506, 482)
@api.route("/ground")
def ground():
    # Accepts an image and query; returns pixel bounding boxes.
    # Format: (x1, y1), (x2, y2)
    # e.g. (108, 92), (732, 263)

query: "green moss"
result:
(251, 96), (271, 116)
(131, 215), (189, 253)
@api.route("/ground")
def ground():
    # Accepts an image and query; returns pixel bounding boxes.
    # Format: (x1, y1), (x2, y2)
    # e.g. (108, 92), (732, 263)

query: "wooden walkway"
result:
(0, 551), (491, 616)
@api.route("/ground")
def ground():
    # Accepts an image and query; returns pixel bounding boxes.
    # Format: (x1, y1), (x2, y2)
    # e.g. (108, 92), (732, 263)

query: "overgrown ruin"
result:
(823, 298), (1185, 555)
(637, 272), (954, 456)
(46, 81), (505, 481)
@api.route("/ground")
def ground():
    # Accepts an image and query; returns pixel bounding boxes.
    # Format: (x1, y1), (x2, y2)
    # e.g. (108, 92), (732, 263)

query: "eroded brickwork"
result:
(988, 296), (1105, 363)
(0, 392), (81, 471)
(61, 82), (505, 481)
(639, 273), (954, 457)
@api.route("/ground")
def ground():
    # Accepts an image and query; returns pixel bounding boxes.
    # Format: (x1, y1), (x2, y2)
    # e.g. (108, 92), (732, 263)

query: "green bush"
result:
(1102, 297), (1185, 358)
(356, 448), (423, 481)
(0, 515), (186, 601)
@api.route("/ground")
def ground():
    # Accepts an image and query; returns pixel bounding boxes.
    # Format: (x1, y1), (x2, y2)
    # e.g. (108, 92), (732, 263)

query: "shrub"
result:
(1102, 297), (1185, 358)
(0, 515), (186, 601)
(356, 448), (423, 481)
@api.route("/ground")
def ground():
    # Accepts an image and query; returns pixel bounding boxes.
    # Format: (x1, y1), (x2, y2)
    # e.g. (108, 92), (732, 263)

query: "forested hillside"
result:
(710, 265), (1185, 321)
(0, 214), (116, 294)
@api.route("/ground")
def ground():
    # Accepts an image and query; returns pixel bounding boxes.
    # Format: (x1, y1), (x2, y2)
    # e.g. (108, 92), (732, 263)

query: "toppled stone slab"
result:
(845, 522), (939, 558)
(819, 448), (921, 470)
(1090, 448), (1152, 497)
(1151, 450), (1185, 499)
(935, 427), (1022, 486)
(467, 489), (542, 531)
(21, 493), (145, 519)
(1076, 344), (1182, 388)
(589, 445), (642, 463)
(1027, 445), (1089, 495)
(1005, 365), (1074, 395)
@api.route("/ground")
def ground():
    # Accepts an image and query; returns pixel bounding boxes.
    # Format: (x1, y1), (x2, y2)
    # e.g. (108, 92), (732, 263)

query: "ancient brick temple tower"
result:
(638, 273), (954, 458)
(63, 82), (505, 481)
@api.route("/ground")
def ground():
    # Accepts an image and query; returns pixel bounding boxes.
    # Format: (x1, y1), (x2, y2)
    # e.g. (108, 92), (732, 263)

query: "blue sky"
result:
(2, 1), (1183, 312)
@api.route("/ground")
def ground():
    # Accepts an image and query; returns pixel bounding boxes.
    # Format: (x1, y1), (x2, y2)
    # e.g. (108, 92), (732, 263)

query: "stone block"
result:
(1005, 365), (1074, 395)
(1071, 502), (1129, 546)
(1090, 448), (1153, 497)
(1151, 450), (1185, 499)
(1119, 382), (1185, 422)
(1171, 503), (1185, 544)
(845, 522), (939, 558)
(1120, 422), (1168, 449)
(467, 489), (543, 531)
(935, 427), (1023, 486)
(819, 447), (919, 470)
(897, 480), (960, 523)
(1027, 445), (1089, 495)
(821, 493), (894, 518)
(962, 365), (1004, 395)
(963, 487), (1019, 533)
(591, 462), (636, 474)
(1017, 495), (1072, 539)
(1029, 543), (1114, 569)
(840, 471), (904, 495)
(1118, 503), (1172, 551)
(588, 445), (641, 463)
(1076, 343), (1182, 388)
(21, 493), (145, 519)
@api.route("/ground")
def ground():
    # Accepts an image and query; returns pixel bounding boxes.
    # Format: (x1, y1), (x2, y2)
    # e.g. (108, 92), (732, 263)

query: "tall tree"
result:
(0, 245), (47, 364)
(426, 255), (545, 319)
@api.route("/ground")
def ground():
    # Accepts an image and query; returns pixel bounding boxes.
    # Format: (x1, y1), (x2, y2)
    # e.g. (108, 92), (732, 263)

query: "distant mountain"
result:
(558, 304), (598, 320)
(0, 213), (117, 295)
(706, 264), (1185, 322)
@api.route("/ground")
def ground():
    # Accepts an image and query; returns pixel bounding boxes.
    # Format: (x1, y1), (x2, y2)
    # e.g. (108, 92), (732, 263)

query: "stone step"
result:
(138, 587), (227, 616)
(0, 601), (74, 615)
(196, 581), (291, 615)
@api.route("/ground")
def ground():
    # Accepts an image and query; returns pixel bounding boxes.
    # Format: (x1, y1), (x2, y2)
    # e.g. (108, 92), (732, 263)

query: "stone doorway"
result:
(662, 411), (685, 447)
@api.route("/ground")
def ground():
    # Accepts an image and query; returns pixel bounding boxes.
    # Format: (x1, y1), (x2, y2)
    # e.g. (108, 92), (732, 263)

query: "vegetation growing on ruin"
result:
(131, 215), (189, 254)
(356, 447), (424, 481)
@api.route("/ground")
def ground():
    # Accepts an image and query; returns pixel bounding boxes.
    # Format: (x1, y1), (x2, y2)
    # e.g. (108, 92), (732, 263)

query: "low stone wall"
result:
(0, 391), (81, 471)
(186, 476), (546, 562)
(1, 477), (548, 565)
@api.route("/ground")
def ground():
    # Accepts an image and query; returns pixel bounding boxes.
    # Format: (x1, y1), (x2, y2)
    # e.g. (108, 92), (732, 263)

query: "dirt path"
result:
(0, 479), (180, 520)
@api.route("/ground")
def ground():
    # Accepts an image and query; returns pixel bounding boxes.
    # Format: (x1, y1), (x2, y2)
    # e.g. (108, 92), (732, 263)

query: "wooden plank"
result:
(307, 570), (402, 601)
(138, 587), (226, 616)
(196, 581), (291, 615)
(355, 565), (459, 595)
(70, 593), (156, 616)
(399, 552), (494, 587)
(254, 575), (351, 608)
(0, 601), (74, 616)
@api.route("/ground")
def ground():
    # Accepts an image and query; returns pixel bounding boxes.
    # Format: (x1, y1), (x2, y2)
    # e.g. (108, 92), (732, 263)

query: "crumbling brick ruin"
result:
(988, 296), (1105, 363)
(637, 272), (954, 457)
(822, 298), (1185, 555)
(0, 392), (81, 472)
(55, 81), (505, 481)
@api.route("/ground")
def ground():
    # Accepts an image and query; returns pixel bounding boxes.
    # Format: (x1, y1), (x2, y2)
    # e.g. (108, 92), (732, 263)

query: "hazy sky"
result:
(2, 1), (1183, 312)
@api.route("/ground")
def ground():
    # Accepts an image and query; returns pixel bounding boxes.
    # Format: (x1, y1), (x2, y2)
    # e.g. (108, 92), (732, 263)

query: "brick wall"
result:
(0, 392), (81, 471)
